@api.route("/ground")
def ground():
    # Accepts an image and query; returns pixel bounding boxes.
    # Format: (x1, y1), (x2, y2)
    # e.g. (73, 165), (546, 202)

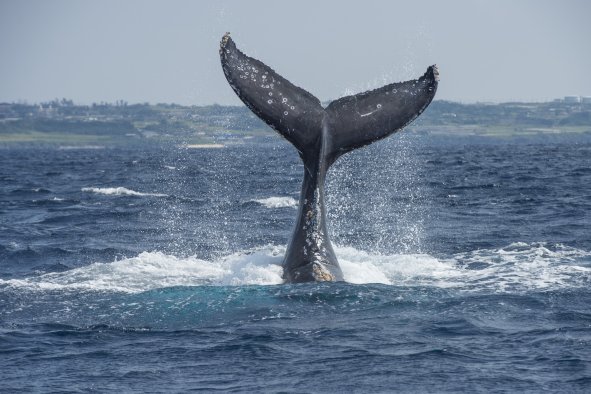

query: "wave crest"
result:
(252, 196), (298, 208)
(82, 187), (167, 197)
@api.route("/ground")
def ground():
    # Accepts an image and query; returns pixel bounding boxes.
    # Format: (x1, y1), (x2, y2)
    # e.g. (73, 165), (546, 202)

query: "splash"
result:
(339, 242), (591, 291)
(1, 246), (284, 293)
(326, 134), (428, 254)
(1, 243), (589, 294)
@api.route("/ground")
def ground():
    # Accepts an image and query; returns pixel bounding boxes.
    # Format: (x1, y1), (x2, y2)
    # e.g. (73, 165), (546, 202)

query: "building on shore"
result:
(564, 96), (581, 104)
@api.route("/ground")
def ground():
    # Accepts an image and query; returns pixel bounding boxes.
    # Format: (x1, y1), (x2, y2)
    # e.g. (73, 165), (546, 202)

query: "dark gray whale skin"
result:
(219, 33), (438, 283)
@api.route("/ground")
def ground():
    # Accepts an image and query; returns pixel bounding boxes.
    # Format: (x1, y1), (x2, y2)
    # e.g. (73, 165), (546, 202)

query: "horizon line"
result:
(3, 96), (590, 107)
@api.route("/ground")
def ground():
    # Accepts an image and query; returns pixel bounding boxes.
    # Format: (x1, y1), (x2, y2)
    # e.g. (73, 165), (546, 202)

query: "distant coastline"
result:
(1, 99), (590, 146)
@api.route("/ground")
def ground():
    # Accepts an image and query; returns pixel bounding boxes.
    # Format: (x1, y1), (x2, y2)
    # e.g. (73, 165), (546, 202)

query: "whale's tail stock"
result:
(220, 33), (438, 283)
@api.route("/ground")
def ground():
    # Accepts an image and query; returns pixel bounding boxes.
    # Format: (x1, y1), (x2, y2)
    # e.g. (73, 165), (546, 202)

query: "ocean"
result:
(1, 133), (590, 392)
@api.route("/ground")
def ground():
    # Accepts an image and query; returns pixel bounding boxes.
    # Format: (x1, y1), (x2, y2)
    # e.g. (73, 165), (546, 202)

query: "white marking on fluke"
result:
(360, 110), (377, 117)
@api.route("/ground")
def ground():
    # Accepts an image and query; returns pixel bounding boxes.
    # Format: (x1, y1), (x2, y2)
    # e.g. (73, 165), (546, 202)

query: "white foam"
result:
(82, 187), (168, 197)
(1, 243), (588, 294)
(252, 196), (298, 209)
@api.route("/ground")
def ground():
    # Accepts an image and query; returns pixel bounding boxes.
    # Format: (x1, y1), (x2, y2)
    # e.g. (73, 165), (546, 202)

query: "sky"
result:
(1, 0), (590, 105)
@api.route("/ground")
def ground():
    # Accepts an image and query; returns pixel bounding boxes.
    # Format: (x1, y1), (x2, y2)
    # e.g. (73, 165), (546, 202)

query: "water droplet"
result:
(268, 92), (273, 96)
(262, 75), (267, 79)
(377, 104), (382, 109)
(392, 89), (397, 93)
(268, 99), (273, 104)
(290, 106), (295, 110)
(245, 72), (249, 75)
(284, 111), (288, 115)
(282, 98), (287, 103)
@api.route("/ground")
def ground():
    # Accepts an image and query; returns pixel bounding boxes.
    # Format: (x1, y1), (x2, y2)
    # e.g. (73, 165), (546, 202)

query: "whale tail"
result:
(220, 33), (438, 165)
(219, 33), (438, 282)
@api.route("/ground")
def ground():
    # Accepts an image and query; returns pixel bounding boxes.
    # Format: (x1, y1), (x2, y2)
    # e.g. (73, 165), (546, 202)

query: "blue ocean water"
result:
(1, 134), (590, 392)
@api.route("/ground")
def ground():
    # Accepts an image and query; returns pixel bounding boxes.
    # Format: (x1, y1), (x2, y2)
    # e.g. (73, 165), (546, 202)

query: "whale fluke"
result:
(220, 33), (438, 283)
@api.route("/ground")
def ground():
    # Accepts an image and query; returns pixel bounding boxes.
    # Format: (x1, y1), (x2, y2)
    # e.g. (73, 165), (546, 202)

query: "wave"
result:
(252, 196), (298, 209)
(81, 187), (168, 197)
(1, 242), (589, 294)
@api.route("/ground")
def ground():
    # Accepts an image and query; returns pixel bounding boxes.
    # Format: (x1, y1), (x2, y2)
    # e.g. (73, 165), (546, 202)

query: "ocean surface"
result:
(1, 133), (590, 392)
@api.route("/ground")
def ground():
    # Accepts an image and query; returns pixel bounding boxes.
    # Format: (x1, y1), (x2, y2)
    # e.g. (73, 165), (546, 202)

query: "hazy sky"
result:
(1, 0), (590, 105)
